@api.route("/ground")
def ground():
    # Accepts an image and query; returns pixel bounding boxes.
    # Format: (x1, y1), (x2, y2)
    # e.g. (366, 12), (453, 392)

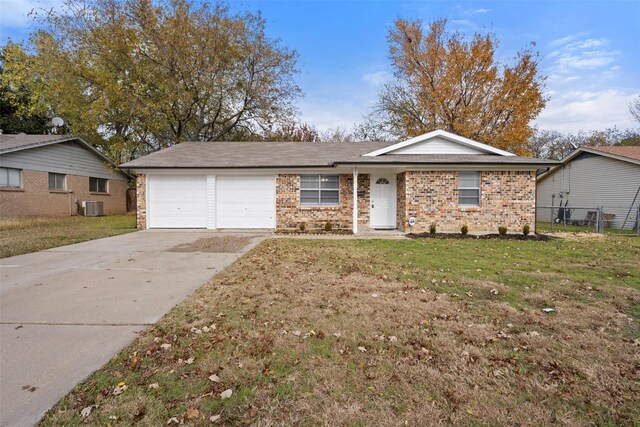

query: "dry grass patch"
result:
(41, 237), (640, 426)
(0, 215), (136, 258)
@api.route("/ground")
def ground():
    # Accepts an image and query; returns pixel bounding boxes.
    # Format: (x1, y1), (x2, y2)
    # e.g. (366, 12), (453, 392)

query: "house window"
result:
(458, 172), (480, 206)
(376, 177), (390, 184)
(0, 167), (22, 188)
(300, 175), (340, 206)
(90, 177), (108, 193)
(48, 173), (66, 191)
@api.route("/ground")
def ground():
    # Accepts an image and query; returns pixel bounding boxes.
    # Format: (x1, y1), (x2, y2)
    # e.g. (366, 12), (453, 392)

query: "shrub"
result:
(461, 224), (468, 235)
(522, 224), (530, 236)
(429, 223), (437, 234)
(299, 222), (306, 232)
(324, 221), (333, 231)
(498, 226), (507, 236)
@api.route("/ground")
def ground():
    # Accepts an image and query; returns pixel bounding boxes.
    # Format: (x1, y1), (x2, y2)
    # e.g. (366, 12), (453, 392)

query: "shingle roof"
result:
(588, 145), (640, 162)
(0, 134), (79, 153)
(120, 141), (559, 168)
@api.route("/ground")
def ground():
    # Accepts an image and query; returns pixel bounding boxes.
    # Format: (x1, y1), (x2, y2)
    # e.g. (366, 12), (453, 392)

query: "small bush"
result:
(324, 221), (333, 231)
(299, 222), (306, 232)
(429, 223), (437, 234)
(523, 224), (530, 236)
(461, 224), (468, 235)
(498, 226), (508, 236)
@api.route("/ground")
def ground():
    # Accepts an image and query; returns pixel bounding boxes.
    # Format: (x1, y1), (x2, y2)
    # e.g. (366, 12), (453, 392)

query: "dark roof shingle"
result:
(120, 141), (559, 168)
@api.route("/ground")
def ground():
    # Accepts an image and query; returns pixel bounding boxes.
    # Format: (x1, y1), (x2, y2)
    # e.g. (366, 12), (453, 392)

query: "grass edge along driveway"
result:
(40, 235), (639, 426)
(0, 215), (137, 258)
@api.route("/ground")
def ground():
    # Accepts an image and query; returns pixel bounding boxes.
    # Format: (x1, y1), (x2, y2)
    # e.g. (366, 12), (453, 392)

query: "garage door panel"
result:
(148, 175), (207, 228)
(216, 175), (275, 229)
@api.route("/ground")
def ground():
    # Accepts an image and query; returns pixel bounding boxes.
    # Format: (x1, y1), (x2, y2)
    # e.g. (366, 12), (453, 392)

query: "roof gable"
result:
(363, 130), (516, 157)
(537, 146), (640, 182)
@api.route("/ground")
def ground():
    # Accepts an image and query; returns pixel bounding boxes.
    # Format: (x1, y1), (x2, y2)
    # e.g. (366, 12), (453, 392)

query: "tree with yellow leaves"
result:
(369, 19), (546, 155)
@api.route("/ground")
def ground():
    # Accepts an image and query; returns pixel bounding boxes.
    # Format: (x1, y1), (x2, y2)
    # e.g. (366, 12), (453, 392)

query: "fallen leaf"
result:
(210, 414), (221, 422)
(371, 293), (379, 298)
(148, 383), (159, 390)
(209, 374), (220, 382)
(220, 389), (233, 399)
(389, 336), (398, 342)
(80, 406), (93, 418)
(358, 346), (367, 353)
(167, 417), (180, 424)
(160, 343), (171, 350)
(185, 407), (200, 420)
(186, 357), (194, 365)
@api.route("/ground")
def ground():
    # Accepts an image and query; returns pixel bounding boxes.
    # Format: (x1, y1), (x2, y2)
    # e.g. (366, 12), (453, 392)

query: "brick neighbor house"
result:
(121, 130), (558, 233)
(0, 134), (132, 218)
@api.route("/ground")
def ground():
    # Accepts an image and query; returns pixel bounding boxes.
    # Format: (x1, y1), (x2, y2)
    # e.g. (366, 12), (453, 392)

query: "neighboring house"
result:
(536, 146), (640, 230)
(0, 134), (133, 218)
(121, 130), (558, 233)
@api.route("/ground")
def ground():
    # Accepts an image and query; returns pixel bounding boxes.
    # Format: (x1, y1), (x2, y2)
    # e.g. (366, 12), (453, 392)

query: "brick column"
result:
(136, 174), (147, 229)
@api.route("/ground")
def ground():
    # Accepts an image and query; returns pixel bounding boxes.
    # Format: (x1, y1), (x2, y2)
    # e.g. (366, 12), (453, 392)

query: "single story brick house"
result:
(121, 130), (558, 233)
(0, 134), (132, 218)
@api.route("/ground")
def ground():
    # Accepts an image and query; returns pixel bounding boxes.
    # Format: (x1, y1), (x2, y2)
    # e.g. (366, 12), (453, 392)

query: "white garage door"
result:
(148, 175), (207, 228)
(216, 175), (276, 228)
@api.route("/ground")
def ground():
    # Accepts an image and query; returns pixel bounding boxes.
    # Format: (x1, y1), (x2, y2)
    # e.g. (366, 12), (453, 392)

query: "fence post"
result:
(550, 206), (554, 233)
(595, 207), (601, 233)
(637, 205), (640, 236)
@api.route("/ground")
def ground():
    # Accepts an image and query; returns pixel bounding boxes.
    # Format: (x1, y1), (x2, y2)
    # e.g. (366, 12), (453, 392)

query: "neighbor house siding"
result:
(398, 170), (535, 233)
(275, 173), (370, 230)
(536, 153), (640, 229)
(0, 169), (128, 218)
(0, 141), (127, 181)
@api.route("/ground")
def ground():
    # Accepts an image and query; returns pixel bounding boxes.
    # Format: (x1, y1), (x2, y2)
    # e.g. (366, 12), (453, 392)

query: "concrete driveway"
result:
(0, 230), (267, 427)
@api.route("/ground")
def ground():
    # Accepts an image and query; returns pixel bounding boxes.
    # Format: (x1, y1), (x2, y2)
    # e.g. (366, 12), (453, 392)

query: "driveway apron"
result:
(0, 230), (267, 427)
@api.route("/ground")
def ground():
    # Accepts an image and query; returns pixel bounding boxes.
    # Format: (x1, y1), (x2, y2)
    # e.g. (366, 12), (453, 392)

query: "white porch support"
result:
(352, 167), (358, 234)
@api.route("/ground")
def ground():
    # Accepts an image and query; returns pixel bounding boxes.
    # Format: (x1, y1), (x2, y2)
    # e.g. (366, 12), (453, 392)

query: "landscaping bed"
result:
(408, 232), (554, 241)
(40, 236), (640, 426)
(275, 229), (353, 235)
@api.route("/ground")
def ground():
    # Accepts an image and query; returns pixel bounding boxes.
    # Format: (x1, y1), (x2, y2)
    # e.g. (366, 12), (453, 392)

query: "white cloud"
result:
(546, 36), (620, 81)
(463, 8), (491, 14)
(362, 70), (391, 86)
(535, 89), (639, 132)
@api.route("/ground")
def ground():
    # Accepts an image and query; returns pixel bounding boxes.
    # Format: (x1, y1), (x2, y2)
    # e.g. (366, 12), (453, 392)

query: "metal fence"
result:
(536, 205), (640, 235)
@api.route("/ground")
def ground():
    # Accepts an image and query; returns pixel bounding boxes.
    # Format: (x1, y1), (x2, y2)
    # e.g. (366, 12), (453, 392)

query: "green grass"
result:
(40, 235), (640, 426)
(0, 215), (137, 258)
(536, 221), (637, 235)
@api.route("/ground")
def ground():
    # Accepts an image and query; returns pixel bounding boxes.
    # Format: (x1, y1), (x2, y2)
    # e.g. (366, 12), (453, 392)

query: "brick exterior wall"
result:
(275, 173), (370, 230)
(396, 170), (536, 233)
(0, 169), (129, 219)
(136, 174), (147, 229)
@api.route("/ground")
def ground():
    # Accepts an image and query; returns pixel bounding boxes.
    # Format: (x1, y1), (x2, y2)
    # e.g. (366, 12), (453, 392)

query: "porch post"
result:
(352, 167), (358, 234)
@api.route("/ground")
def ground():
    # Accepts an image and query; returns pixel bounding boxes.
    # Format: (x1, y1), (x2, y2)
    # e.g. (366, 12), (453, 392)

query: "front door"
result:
(370, 174), (397, 229)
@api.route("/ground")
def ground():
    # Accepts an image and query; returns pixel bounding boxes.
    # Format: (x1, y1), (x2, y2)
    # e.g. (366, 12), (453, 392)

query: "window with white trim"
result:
(48, 172), (66, 191)
(90, 177), (108, 193)
(300, 175), (339, 206)
(458, 172), (480, 206)
(0, 167), (21, 188)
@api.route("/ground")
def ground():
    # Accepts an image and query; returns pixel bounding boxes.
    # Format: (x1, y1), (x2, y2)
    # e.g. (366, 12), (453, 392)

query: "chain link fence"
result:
(536, 205), (640, 235)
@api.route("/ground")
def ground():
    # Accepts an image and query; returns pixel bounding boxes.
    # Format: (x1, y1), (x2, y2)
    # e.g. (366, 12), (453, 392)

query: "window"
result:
(0, 167), (21, 188)
(90, 177), (108, 193)
(376, 177), (390, 185)
(48, 173), (66, 191)
(300, 175), (339, 206)
(458, 172), (480, 206)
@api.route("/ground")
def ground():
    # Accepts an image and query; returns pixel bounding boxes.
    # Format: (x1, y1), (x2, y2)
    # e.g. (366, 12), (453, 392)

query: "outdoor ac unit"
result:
(82, 201), (104, 217)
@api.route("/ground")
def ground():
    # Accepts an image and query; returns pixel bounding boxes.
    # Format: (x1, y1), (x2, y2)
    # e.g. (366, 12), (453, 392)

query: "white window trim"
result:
(458, 171), (481, 207)
(300, 174), (340, 207)
(0, 167), (22, 188)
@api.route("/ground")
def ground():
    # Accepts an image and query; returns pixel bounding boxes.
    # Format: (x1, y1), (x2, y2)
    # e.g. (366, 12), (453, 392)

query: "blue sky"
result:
(2, 0), (639, 133)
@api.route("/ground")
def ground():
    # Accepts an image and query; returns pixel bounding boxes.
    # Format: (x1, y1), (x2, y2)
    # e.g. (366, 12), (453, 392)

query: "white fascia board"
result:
(363, 129), (516, 157)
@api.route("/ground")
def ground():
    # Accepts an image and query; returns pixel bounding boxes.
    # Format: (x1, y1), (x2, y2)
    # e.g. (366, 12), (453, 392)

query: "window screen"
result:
(48, 173), (66, 190)
(300, 175), (339, 206)
(0, 167), (21, 188)
(458, 172), (480, 206)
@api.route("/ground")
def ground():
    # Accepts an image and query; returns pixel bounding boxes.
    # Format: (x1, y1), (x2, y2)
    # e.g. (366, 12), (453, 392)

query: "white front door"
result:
(370, 174), (397, 229)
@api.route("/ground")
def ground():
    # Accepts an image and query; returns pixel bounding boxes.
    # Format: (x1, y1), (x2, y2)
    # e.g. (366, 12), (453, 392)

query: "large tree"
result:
(0, 42), (52, 134)
(7, 0), (300, 163)
(368, 19), (546, 155)
(631, 95), (640, 124)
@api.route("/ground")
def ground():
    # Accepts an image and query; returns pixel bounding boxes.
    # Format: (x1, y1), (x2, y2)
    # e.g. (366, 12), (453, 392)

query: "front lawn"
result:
(41, 236), (639, 426)
(0, 215), (137, 258)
